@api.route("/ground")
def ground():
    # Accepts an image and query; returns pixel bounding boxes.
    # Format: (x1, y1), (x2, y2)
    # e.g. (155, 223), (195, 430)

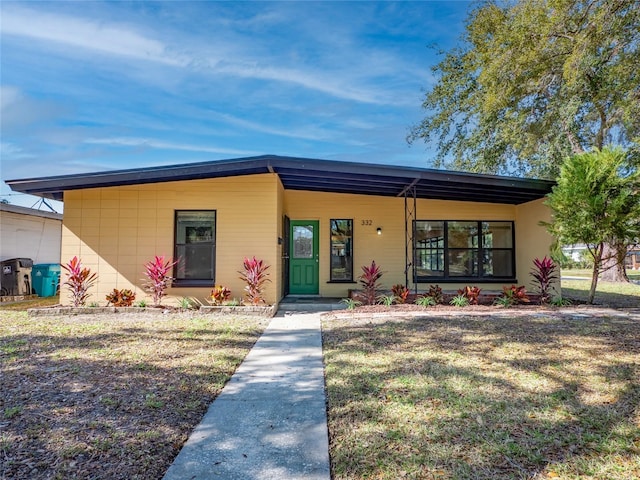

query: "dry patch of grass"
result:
(0, 311), (267, 480)
(323, 311), (640, 479)
(0, 296), (60, 311)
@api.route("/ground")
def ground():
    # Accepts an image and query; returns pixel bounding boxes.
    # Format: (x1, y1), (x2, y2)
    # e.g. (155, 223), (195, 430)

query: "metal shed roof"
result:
(5, 154), (554, 205)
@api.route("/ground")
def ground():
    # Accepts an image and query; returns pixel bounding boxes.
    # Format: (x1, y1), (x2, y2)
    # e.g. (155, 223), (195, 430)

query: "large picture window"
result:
(174, 211), (216, 284)
(330, 219), (353, 282)
(414, 220), (514, 281)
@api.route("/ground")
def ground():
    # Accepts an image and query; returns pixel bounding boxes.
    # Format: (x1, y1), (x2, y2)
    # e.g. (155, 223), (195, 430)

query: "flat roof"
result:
(0, 202), (63, 221)
(5, 154), (554, 205)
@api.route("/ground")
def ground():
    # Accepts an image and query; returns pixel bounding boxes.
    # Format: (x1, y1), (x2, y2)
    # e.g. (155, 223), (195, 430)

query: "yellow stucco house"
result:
(7, 155), (556, 306)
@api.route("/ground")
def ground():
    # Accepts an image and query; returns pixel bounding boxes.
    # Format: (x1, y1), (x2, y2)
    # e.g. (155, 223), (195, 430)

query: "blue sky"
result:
(1, 1), (471, 210)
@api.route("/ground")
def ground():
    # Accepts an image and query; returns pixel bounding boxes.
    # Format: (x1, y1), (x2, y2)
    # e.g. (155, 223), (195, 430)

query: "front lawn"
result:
(0, 312), (267, 480)
(562, 279), (640, 308)
(323, 311), (640, 479)
(562, 269), (640, 282)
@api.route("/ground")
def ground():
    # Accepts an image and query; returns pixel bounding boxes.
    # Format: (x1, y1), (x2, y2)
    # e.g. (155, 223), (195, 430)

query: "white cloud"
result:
(1, 7), (187, 66)
(0, 6), (410, 105)
(215, 62), (392, 105)
(83, 137), (257, 156)
(209, 112), (335, 141)
(0, 141), (35, 160)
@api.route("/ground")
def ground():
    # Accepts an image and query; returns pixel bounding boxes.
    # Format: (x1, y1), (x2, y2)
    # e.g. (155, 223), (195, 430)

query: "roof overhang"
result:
(5, 154), (555, 205)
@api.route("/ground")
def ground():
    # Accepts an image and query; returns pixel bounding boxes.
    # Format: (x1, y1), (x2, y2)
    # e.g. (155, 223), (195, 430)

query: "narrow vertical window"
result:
(174, 211), (216, 283)
(481, 221), (514, 277)
(447, 221), (479, 277)
(330, 219), (353, 281)
(414, 221), (445, 277)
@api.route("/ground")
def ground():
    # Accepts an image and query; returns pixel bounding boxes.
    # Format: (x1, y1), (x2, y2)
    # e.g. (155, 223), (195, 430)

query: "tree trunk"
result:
(588, 261), (599, 305)
(599, 242), (629, 283)
(588, 244), (604, 305)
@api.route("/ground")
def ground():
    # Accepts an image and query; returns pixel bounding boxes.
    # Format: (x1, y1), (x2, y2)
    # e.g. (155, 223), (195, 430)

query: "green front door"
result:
(289, 220), (319, 294)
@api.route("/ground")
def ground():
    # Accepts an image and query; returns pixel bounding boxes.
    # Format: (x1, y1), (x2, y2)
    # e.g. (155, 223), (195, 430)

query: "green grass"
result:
(562, 269), (640, 281)
(0, 311), (267, 480)
(323, 312), (640, 480)
(562, 279), (640, 307)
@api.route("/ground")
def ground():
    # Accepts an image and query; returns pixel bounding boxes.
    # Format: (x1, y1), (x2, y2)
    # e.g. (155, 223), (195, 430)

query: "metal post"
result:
(403, 185), (417, 293)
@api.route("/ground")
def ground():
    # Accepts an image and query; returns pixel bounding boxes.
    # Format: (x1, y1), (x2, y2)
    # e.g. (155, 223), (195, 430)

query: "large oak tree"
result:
(410, 0), (639, 281)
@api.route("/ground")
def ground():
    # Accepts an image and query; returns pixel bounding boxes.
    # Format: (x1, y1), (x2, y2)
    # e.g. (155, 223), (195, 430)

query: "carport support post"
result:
(403, 185), (417, 295)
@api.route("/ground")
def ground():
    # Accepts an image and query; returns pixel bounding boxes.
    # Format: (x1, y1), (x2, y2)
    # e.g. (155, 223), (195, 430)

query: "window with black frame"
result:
(174, 211), (216, 284)
(330, 219), (353, 281)
(414, 220), (514, 281)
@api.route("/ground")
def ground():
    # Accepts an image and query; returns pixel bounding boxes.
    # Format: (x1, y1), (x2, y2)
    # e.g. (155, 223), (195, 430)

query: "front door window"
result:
(293, 225), (314, 259)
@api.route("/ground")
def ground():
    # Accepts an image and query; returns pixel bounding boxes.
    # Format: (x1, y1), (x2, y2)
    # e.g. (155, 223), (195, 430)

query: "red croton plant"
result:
(61, 256), (98, 307)
(143, 255), (178, 306)
(238, 257), (271, 305)
(359, 260), (384, 305)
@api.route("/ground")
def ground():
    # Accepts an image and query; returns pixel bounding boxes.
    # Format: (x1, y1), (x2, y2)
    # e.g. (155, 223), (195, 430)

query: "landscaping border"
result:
(27, 304), (278, 317)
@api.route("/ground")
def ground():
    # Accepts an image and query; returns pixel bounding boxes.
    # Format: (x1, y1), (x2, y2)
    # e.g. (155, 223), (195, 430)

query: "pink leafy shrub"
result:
(359, 261), (383, 305)
(61, 256), (98, 307)
(143, 255), (178, 306)
(238, 257), (271, 305)
(530, 256), (558, 304)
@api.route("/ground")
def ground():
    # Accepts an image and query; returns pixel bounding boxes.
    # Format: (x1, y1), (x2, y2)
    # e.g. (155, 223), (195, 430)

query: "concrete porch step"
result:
(278, 296), (344, 313)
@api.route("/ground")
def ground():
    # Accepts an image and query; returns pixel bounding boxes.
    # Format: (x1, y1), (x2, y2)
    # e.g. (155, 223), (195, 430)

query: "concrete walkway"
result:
(163, 312), (331, 480)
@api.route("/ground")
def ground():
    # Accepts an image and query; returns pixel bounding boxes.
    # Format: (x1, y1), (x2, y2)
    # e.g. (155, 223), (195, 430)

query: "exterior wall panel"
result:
(60, 174), (281, 306)
(515, 198), (558, 293)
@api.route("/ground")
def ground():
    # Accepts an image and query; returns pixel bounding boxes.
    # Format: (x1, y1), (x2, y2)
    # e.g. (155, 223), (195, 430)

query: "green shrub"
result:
(449, 294), (469, 307)
(415, 295), (436, 307)
(341, 298), (362, 310)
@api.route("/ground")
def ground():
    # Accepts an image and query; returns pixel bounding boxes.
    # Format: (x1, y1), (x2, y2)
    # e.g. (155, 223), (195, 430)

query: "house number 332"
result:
(361, 220), (373, 226)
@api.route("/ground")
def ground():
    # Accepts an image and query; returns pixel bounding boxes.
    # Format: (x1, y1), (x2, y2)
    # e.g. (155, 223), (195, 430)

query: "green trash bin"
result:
(32, 264), (61, 297)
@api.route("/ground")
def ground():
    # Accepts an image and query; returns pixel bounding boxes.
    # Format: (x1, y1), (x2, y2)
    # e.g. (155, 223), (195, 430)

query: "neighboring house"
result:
(561, 244), (588, 263)
(562, 243), (640, 271)
(625, 248), (640, 271)
(6, 155), (556, 306)
(0, 203), (63, 264)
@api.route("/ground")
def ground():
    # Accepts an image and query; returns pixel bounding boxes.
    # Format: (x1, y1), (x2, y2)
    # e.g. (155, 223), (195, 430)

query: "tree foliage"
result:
(409, 0), (640, 179)
(544, 147), (640, 303)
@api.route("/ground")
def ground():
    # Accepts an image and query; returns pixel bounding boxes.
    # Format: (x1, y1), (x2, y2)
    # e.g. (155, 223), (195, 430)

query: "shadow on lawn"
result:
(323, 313), (640, 479)
(0, 322), (264, 480)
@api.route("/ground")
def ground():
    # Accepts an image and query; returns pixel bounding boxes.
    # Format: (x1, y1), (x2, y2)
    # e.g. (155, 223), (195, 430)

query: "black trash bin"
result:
(0, 258), (34, 296)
